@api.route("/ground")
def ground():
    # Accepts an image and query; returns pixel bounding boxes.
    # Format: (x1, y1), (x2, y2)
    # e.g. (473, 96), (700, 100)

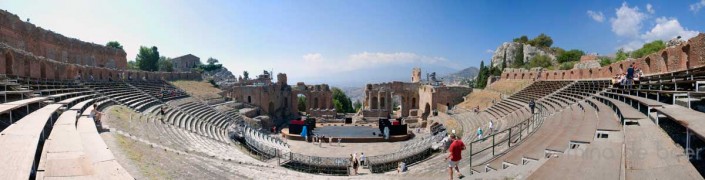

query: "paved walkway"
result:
(287, 136), (414, 157)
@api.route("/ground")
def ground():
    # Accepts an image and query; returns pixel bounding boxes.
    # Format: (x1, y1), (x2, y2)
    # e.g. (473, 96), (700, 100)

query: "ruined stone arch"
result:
(4, 51), (14, 75)
(422, 103), (431, 120)
(24, 58), (31, 78)
(54, 64), (62, 80)
(268, 102), (275, 115)
(247, 96), (252, 104)
(645, 57), (652, 72)
(682, 44), (691, 70)
(588, 69), (593, 78)
(313, 97), (319, 109)
(371, 97), (378, 109)
(608, 67), (613, 75)
(40, 61), (47, 79)
(661, 51), (669, 72)
(411, 97), (417, 109)
(380, 97), (386, 109)
(561, 72), (566, 79)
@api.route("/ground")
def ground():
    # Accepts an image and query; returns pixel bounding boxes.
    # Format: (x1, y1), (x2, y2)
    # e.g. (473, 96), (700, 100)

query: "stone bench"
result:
(0, 104), (63, 179)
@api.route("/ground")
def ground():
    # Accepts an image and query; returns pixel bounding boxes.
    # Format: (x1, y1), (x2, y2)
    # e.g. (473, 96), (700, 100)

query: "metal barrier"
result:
(467, 103), (548, 167)
(366, 129), (447, 173)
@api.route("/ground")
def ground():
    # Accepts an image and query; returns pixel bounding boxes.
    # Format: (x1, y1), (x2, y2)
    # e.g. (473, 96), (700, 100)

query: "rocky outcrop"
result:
(202, 67), (237, 87)
(491, 42), (556, 68)
(573, 54), (601, 69)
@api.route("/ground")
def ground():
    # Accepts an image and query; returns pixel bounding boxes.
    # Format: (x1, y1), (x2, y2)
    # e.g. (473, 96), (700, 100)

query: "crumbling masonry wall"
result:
(500, 33), (705, 80)
(0, 43), (199, 80)
(0, 10), (127, 69)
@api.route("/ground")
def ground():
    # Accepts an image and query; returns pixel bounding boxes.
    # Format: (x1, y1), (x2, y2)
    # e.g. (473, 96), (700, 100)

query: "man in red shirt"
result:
(445, 134), (465, 179)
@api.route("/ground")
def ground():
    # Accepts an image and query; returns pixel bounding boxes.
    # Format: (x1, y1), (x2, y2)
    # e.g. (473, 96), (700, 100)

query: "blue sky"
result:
(1, 0), (703, 86)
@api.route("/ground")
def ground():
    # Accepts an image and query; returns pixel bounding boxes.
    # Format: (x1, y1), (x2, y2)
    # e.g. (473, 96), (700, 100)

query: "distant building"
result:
(171, 54), (201, 72)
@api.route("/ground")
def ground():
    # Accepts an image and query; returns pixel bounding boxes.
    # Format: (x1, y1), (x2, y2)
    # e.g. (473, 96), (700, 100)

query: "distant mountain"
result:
(340, 86), (365, 104)
(441, 67), (479, 85)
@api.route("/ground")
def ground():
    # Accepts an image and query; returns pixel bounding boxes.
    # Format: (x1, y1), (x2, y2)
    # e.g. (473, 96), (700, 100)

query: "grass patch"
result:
(170, 80), (223, 100)
(115, 134), (170, 179)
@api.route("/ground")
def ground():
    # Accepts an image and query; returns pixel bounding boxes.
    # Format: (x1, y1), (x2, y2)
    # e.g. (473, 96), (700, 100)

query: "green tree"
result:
(556, 49), (585, 63)
(135, 46), (160, 71)
(207, 57), (219, 65)
(559, 61), (577, 70)
(513, 35), (529, 43)
(158, 56), (173, 72)
(527, 55), (552, 68)
(475, 61), (488, 89)
(550, 47), (565, 55)
(630, 40), (666, 58)
(527, 33), (553, 48)
(198, 57), (223, 72)
(599, 56), (613, 67)
(353, 99), (362, 112)
(127, 60), (139, 70)
(297, 96), (307, 112)
(512, 46), (525, 68)
(243, 71), (249, 80)
(331, 87), (354, 113)
(106, 41), (123, 50)
(615, 48), (629, 62)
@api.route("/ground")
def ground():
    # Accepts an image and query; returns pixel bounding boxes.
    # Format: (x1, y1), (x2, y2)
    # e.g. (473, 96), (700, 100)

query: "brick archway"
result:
(681, 45), (690, 70)
(661, 51), (669, 72)
(4, 51), (13, 75)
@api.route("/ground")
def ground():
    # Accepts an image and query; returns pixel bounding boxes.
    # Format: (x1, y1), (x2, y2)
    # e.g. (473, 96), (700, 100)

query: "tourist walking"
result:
(397, 161), (407, 173)
(488, 120), (494, 135)
(626, 63), (635, 89)
(351, 153), (359, 175)
(442, 134), (452, 153)
(445, 134), (465, 180)
(529, 99), (536, 114)
(360, 152), (366, 167)
(476, 127), (483, 140)
(160, 106), (166, 122)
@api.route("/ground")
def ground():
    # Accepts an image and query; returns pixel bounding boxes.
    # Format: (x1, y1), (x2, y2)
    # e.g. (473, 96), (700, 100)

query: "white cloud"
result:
(587, 10), (605, 22)
(485, 49), (495, 54)
(646, 4), (655, 14)
(691, 0), (705, 13)
(616, 17), (700, 51)
(302, 53), (323, 63)
(610, 2), (647, 38)
(617, 40), (644, 51)
(641, 17), (699, 42)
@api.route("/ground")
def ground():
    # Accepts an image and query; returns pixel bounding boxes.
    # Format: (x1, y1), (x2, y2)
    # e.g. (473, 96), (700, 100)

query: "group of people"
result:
(158, 87), (178, 101)
(611, 63), (642, 89)
(349, 152), (366, 175)
(475, 120), (494, 140)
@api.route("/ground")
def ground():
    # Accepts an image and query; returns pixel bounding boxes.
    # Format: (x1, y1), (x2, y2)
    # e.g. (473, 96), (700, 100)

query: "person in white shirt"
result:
(488, 121), (494, 134)
(360, 152), (366, 166)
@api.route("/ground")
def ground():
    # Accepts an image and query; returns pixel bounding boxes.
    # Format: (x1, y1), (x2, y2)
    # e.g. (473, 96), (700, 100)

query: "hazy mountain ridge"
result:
(440, 66), (479, 85)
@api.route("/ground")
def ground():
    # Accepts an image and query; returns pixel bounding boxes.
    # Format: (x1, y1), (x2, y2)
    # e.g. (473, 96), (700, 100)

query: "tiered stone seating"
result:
(166, 98), (234, 142)
(591, 91), (703, 179)
(129, 80), (188, 101)
(1, 77), (91, 129)
(0, 103), (62, 179)
(84, 81), (160, 111)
